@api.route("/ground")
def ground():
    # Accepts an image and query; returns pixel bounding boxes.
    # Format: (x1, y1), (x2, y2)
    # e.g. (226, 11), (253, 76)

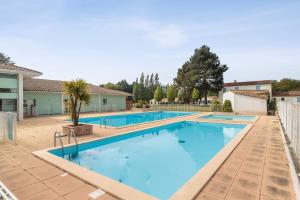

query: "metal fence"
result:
(278, 101), (300, 162)
(0, 112), (17, 144)
(151, 104), (211, 112)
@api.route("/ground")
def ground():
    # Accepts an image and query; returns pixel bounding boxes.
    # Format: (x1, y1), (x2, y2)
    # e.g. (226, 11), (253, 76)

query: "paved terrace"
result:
(0, 111), (297, 200)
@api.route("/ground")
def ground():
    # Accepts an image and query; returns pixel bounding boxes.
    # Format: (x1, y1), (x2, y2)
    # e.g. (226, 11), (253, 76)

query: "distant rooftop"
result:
(24, 78), (131, 96)
(231, 90), (270, 100)
(224, 80), (272, 87)
(273, 91), (300, 97)
(0, 63), (42, 77)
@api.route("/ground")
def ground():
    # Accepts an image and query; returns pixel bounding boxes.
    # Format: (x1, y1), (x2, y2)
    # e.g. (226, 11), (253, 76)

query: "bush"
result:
(223, 100), (233, 112)
(210, 100), (222, 112)
(268, 99), (276, 115)
(135, 103), (143, 108)
(212, 100), (221, 105)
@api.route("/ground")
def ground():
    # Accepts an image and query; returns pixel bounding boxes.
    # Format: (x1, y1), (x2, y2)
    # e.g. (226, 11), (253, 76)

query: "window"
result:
(235, 86), (239, 90)
(223, 88), (227, 92)
(281, 98), (285, 101)
(102, 98), (107, 105)
(256, 85), (261, 90)
(297, 97), (300, 103)
(0, 99), (17, 112)
(0, 73), (17, 78)
(0, 88), (17, 93)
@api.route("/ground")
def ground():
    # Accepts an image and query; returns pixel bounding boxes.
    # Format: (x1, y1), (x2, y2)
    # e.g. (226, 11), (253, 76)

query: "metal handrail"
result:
(99, 118), (111, 128)
(54, 131), (64, 157)
(70, 129), (79, 154)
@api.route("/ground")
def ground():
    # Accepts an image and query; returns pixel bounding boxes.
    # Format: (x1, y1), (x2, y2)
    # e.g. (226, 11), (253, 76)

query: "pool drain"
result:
(178, 140), (186, 143)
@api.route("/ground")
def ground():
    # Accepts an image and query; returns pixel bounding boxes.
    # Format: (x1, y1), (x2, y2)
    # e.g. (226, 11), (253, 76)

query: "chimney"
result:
(234, 80), (237, 83)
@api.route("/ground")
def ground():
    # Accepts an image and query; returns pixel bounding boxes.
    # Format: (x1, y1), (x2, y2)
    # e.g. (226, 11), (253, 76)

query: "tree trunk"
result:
(76, 102), (82, 125)
(73, 108), (78, 126)
(204, 90), (208, 105)
(71, 97), (78, 126)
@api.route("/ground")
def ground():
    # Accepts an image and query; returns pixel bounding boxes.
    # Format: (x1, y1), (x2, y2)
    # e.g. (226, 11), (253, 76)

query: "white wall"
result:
(273, 96), (300, 103)
(234, 94), (267, 114)
(223, 91), (267, 114)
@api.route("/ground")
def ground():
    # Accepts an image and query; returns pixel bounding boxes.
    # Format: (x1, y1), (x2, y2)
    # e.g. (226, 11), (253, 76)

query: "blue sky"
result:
(0, 0), (299, 85)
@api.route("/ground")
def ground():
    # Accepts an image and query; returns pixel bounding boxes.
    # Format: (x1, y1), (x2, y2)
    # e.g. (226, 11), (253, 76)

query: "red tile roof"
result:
(231, 90), (270, 100)
(224, 80), (272, 87)
(0, 63), (42, 77)
(23, 78), (131, 96)
(273, 91), (300, 97)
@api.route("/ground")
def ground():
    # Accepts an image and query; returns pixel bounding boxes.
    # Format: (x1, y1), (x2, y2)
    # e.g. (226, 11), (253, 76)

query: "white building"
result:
(219, 80), (272, 114)
(273, 91), (300, 103)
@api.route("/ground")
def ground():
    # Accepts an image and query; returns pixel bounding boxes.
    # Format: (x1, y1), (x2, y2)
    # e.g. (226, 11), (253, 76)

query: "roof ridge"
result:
(0, 63), (42, 76)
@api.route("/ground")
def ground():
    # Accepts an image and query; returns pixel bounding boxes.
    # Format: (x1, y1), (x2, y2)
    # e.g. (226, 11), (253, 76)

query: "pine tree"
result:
(192, 88), (199, 101)
(167, 86), (176, 102)
(175, 45), (228, 104)
(0, 52), (14, 64)
(154, 85), (163, 102)
(132, 79), (139, 102)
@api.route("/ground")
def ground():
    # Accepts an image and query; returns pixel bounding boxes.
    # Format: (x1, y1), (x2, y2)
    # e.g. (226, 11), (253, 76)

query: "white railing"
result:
(0, 181), (18, 200)
(0, 112), (17, 144)
(278, 101), (300, 161)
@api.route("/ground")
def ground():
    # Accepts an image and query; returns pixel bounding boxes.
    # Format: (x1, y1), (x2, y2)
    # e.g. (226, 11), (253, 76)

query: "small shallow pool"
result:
(50, 121), (246, 199)
(201, 114), (256, 122)
(78, 111), (195, 127)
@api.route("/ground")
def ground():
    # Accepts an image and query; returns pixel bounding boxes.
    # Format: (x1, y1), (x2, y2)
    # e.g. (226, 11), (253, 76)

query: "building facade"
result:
(273, 91), (300, 103)
(220, 80), (272, 114)
(0, 64), (130, 120)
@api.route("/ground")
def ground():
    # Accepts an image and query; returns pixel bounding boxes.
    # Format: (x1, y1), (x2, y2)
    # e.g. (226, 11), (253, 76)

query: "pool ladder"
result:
(99, 118), (111, 128)
(54, 130), (78, 158)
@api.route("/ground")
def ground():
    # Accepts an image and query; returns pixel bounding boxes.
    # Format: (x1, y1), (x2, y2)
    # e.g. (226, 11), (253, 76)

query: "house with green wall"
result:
(0, 63), (131, 120)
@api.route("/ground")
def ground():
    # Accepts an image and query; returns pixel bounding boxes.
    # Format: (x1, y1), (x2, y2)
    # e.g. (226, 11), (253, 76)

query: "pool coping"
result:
(32, 120), (253, 200)
(77, 110), (199, 129)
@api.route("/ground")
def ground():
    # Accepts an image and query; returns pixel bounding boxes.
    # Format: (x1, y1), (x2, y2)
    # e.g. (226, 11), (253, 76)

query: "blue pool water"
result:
(201, 114), (256, 122)
(78, 111), (194, 127)
(50, 121), (246, 199)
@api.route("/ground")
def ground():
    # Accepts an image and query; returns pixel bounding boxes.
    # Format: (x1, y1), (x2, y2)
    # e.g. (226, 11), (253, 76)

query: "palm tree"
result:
(64, 79), (91, 126)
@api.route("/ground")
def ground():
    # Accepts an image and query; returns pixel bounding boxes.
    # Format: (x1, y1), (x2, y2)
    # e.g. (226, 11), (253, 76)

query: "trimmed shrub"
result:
(223, 100), (233, 112)
(135, 103), (143, 108)
(210, 100), (222, 112)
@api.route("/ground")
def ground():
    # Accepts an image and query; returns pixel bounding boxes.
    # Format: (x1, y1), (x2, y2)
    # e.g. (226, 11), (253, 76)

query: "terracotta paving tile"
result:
(201, 180), (230, 199)
(43, 174), (86, 195)
(27, 164), (64, 180)
(93, 193), (119, 200)
(212, 170), (235, 186)
(15, 156), (47, 169)
(195, 192), (223, 200)
(1, 168), (38, 190)
(261, 184), (294, 200)
(64, 184), (96, 200)
(24, 189), (60, 200)
(225, 187), (259, 200)
(13, 182), (48, 199)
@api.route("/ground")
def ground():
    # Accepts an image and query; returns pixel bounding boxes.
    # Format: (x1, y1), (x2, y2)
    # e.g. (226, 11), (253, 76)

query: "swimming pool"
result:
(78, 111), (195, 127)
(201, 114), (256, 122)
(50, 121), (246, 199)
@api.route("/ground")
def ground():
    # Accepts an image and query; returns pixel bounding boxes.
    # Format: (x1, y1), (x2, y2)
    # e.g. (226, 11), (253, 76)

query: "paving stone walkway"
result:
(0, 112), (296, 200)
(196, 116), (296, 200)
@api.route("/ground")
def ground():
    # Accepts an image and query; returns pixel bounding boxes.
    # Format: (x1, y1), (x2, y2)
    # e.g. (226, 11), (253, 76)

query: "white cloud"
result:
(129, 19), (188, 48)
